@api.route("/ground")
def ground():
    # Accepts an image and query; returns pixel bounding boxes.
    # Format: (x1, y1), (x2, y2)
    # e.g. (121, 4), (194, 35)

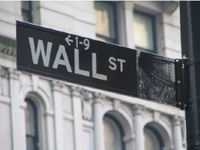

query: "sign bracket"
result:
(175, 59), (189, 110)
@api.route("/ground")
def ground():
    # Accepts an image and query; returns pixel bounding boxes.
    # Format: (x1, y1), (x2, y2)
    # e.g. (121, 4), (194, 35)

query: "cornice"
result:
(0, 36), (16, 57)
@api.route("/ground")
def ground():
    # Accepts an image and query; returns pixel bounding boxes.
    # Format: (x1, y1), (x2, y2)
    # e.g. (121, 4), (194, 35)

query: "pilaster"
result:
(172, 116), (183, 150)
(45, 111), (56, 150)
(0, 66), (9, 97)
(71, 86), (83, 150)
(123, 134), (135, 150)
(81, 90), (93, 121)
(132, 104), (145, 150)
(52, 81), (64, 150)
(9, 69), (21, 150)
(93, 93), (105, 150)
(20, 102), (26, 150)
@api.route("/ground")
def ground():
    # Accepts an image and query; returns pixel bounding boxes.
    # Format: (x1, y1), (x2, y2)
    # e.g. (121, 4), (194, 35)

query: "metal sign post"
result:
(180, 1), (200, 149)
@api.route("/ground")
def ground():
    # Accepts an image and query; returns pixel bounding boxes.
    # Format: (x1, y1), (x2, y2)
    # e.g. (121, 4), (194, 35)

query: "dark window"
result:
(95, 1), (118, 44)
(22, 1), (33, 22)
(103, 114), (125, 150)
(25, 98), (39, 150)
(144, 124), (164, 150)
(133, 11), (156, 52)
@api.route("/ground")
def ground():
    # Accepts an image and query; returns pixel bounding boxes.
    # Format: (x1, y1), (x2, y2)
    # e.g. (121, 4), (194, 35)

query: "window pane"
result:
(25, 99), (38, 150)
(95, 2), (116, 43)
(25, 102), (36, 135)
(144, 128), (160, 150)
(133, 12), (154, 51)
(22, 13), (29, 22)
(103, 117), (122, 150)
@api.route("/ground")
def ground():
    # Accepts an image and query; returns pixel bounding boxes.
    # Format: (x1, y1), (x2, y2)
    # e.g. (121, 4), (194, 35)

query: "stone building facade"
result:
(0, 1), (185, 150)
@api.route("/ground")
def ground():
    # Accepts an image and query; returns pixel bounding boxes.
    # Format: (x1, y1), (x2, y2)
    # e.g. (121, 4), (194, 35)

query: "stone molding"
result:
(8, 68), (19, 80)
(132, 104), (145, 115)
(0, 36), (15, 57)
(172, 116), (182, 126)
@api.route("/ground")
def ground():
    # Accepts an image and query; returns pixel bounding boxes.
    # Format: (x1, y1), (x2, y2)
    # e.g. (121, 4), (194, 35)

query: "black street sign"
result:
(17, 21), (180, 106)
(17, 21), (137, 97)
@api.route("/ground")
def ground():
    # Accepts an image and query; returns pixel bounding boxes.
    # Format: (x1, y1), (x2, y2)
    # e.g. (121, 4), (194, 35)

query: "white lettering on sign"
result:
(83, 39), (90, 50)
(117, 59), (126, 72)
(74, 48), (90, 77)
(65, 35), (73, 46)
(29, 37), (52, 67)
(28, 37), (108, 81)
(52, 45), (72, 72)
(92, 53), (107, 81)
(109, 57), (126, 72)
(66, 35), (90, 50)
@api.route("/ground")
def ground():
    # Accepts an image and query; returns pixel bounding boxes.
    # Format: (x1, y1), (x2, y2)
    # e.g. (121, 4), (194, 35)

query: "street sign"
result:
(17, 21), (180, 106)
(16, 21), (137, 97)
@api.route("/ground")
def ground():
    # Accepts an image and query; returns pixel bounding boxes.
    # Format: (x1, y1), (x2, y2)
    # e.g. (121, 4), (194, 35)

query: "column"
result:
(52, 81), (64, 150)
(9, 69), (21, 150)
(0, 65), (2, 95)
(46, 112), (56, 150)
(132, 104), (144, 150)
(93, 93), (104, 150)
(71, 86), (83, 150)
(20, 102), (27, 150)
(172, 116), (182, 150)
(123, 134), (135, 150)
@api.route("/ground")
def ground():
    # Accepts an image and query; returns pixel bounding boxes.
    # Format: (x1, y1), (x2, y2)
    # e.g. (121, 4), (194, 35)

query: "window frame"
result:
(133, 10), (157, 53)
(95, 1), (119, 44)
(22, 1), (33, 22)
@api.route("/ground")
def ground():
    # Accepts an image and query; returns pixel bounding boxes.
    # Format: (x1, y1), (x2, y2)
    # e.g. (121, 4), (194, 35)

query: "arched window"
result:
(103, 114), (125, 150)
(25, 98), (39, 150)
(144, 124), (164, 150)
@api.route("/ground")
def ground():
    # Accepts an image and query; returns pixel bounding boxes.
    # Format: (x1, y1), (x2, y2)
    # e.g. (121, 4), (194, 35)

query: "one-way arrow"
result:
(65, 35), (73, 46)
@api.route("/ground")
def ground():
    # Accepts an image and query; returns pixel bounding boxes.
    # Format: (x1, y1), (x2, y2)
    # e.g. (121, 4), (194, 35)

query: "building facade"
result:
(0, 1), (185, 150)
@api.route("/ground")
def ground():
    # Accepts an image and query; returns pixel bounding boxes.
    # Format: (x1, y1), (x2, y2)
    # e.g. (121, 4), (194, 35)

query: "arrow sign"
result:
(65, 35), (73, 46)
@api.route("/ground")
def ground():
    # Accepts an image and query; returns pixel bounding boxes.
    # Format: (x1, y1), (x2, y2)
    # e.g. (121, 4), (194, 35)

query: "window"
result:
(144, 125), (164, 150)
(103, 114), (125, 150)
(95, 1), (118, 44)
(22, 1), (33, 22)
(133, 11), (156, 52)
(25, 98), (39, 150)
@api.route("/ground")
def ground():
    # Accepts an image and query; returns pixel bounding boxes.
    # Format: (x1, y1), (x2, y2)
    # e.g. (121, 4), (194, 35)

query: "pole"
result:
(180, 2), (200, 150)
